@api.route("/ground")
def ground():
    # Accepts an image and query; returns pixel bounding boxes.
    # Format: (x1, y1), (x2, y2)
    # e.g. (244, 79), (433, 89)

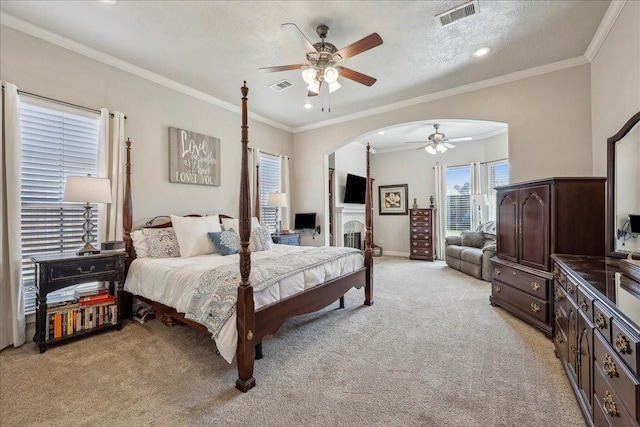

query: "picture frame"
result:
(379, 184), (408, 215)
(169, 126), (221, 186)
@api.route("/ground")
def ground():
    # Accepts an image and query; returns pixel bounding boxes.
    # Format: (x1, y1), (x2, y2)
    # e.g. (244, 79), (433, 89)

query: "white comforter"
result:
(124, 244), (364, 362)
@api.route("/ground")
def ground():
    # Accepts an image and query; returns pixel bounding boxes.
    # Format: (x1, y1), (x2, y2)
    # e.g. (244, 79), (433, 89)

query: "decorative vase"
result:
(412, 197), (418, 209)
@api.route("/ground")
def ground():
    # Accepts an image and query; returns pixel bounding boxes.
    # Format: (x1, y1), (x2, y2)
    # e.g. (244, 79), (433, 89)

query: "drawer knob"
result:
(559, 273), (566, 285)
(555, 332), (564, 344)
(530, 303), (541, 313)
(77, 266), (96, 274)
(595, 312), (607, 330)
(603, 354), (618, 378)
(493, 285), (501, 293)
(614, 333), (631, 355)
(603, 390), (619, 417)
(494, 268), (501, 275)
(555, 308), (563, 320)
(579, 299), (589, 312)
(567, 283), (575, 294)
(531, 281), (541, 291)
(554, 288), (564, 301)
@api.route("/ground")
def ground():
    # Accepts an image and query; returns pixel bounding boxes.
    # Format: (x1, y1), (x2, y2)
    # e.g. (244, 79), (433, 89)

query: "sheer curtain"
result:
(434, 164), (446, 260)
(1, 82), (26, 349)
(471, 162), (482, 229)
(97, 110), (126, 243)
(280, 155), (291, 230)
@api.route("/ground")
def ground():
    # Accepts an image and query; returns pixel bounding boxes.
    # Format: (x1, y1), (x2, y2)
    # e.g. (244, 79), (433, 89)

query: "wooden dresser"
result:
(552, 255), (640, 427)
(409, 208), (435, 261)
(490, 178), (606, 337)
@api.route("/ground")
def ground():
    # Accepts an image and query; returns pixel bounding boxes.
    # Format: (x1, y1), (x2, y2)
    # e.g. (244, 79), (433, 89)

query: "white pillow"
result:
(221, 216), (260, 232)
(170, 214), (221, 257)
(130, 230), (148, 258)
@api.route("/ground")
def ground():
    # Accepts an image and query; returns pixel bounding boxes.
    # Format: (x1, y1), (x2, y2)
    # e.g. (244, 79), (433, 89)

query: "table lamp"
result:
(267, 192), (287, 235)
(472, 194), (489, 226)
(63, 174), (112, 255)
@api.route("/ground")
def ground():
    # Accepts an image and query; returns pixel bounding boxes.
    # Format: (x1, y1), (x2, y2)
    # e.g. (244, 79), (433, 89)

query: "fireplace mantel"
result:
(335, 205), (365, 247)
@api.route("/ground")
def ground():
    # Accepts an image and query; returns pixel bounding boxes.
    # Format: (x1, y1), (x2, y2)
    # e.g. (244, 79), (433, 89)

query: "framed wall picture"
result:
(169, 127), (221, 186)
(379, 184), (408, 215)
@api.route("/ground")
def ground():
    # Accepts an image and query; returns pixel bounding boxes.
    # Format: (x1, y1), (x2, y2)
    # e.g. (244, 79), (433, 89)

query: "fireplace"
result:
(344, 231), (362, 249)
(335, 206), (365, 248)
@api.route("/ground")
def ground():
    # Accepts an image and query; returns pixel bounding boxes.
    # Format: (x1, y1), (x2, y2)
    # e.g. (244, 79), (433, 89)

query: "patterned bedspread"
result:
(184, 246), (362, 338)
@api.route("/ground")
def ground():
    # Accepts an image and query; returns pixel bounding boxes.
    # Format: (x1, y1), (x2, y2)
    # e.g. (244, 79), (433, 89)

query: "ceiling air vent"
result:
(269, 80), (294, 92)
(436, 0), (478, 27)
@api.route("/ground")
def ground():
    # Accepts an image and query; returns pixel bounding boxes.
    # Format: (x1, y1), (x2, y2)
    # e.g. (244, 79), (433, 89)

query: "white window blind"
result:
(258, 153), (281, 234)
(445, 165), (472, 234)
(19, 97), (101, 313)
(488, 161), (510, 221)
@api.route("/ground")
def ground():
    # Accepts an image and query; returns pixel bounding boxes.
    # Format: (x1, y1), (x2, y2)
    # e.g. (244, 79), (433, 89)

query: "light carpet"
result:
(0, 256), (585, 426)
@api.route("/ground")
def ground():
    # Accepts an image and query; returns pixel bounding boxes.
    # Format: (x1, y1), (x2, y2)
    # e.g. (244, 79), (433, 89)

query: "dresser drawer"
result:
(410, 248), (433, 258)
(410, 232), (430, 241)
(595, 301), (614, 344)
(594, 361), (638, 427)
(410, 240), (431, 250)
(410, 209), (431, 218)
(493, 263), (549, 299)
(554, 264), (578, 300)
(595, 331), (640, 423)
(612, 320), (640, 376)
(554, 282), (568, 335)
(492, 280), (548, 324)
(47, 257), (118, 283)
(410, 227), (432, 235)
(577, 285), (595, 320)
(554, 320), (569, 364)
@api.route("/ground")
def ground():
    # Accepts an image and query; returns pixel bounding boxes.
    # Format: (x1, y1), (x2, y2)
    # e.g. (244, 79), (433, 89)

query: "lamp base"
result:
(77, 243), (100, 256)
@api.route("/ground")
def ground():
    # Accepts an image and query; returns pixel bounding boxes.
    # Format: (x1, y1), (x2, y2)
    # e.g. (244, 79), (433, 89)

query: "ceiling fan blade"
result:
(336, 66), (377, 86)
(334, 33), (383, 60)
(307, 91), (318, 97)
(415, 145), (428, 151)
(442, 142), (456, 148)
(281, 23), (318, 55)
(258, 64), (306, 73)
(405, 141), (426, 144)
(447, 137), (472, 142)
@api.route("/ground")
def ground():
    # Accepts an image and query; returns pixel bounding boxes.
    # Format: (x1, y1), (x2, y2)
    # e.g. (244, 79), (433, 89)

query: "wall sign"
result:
(169, 127), (220, 186)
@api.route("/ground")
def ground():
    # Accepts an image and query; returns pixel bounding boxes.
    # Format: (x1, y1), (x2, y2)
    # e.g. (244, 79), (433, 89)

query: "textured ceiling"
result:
(0, 0), (610, 147)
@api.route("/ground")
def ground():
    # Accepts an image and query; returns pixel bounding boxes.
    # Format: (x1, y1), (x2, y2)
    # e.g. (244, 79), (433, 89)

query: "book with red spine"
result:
(79, 294), (116, 306)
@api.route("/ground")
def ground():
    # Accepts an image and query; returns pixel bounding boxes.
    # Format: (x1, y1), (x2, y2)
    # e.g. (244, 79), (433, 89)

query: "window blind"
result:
(19, 98), (101, 313)
(258, 153), (281, 233)
(488, 161), (510, 221)
(445, 166), (472, 234)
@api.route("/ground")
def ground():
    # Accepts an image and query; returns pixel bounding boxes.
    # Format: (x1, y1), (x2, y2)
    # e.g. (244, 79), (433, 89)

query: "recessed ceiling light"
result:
(378, 130), (385, 135)
(302, 102), (313, 109)
(473, 46), (491, 57)
(100, 0), (117, 4)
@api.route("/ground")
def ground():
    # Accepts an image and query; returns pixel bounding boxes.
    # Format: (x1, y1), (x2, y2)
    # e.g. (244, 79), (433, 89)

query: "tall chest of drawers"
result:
(409, 208), (435, 261)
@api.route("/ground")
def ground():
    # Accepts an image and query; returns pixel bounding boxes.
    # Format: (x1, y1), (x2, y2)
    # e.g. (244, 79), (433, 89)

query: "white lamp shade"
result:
(301, 67), (318, 85)
(323, 67), (339, 83)
(425, 145), (437, 155)
(472, 194), (489, 206)
(307, 80), (320, 94)
(328, 81), (341, 93)
(267, 192), (288, 208)
(436, 144), (447, 153)
(63, 175), (112, 204)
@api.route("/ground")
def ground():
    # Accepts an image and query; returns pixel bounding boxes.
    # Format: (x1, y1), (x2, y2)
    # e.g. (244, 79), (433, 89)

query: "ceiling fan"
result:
(406, 124), (473, 155)
(259, 23), (383, 96)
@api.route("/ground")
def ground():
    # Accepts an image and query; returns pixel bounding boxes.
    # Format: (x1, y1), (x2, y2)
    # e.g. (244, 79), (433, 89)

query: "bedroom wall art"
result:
(169, 126), (221, 186)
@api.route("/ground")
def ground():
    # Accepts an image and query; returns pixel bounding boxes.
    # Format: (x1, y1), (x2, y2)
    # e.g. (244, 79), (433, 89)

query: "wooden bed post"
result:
(123, 138), (133, 271)
(364, 143), (374, 306)
(236, 82), (257, 392)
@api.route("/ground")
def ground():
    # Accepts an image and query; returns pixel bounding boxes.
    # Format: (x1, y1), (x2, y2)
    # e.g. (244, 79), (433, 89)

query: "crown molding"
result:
(585, 0), (627, 62)
(294, 56), (589, 133)
(0, 12), (293, 133)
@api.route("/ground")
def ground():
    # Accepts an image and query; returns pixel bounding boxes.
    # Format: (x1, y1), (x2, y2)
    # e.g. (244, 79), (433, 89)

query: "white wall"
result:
(0, 25), (293, 229)
(334, 142), (367, 209)
(294, 65), (593, 246)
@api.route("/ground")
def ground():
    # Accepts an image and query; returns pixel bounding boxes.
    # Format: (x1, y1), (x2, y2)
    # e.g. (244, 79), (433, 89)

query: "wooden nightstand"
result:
(272, 233), (301, 246)
(31, 252), (125, 353)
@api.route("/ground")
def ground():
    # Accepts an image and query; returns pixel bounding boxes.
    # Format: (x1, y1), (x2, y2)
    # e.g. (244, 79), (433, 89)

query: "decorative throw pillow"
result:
(130, 230), (149, 258)
(461, 231), (486, 248)
(208, 230), (240, 256)
(170, 214), (221, 257)
(221, 217), (260, 232)
(142, 227), (180, 258)
(249, 224), (275, 252)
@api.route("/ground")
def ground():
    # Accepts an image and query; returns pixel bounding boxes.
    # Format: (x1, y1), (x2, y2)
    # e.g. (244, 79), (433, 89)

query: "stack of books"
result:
(45, 288), (117, 340)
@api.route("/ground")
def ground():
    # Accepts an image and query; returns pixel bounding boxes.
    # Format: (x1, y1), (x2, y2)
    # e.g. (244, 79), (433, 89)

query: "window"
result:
(445, 165), (472, 235)
(488, 161), (510, 221)
(19, 97), (101, 313)
(258, 152), (281, 233)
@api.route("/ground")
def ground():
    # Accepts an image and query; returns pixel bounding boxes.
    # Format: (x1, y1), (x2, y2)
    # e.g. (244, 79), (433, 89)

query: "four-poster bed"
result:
(121, 83), (373, 392)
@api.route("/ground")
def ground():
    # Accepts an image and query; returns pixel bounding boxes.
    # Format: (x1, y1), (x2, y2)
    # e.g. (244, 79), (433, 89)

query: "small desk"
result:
(31, 252), (125, 353)
(272, 233), (301, 246)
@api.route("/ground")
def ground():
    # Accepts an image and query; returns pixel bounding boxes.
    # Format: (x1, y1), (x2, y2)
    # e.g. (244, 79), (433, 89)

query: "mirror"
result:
(607, 111), (640, 258)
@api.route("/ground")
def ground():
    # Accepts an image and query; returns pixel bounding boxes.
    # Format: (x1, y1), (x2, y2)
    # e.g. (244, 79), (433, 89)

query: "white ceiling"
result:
(0, 0), (610, 150)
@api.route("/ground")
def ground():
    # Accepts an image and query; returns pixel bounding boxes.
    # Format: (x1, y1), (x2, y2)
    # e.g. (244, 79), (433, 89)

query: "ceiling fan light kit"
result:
(260, 23), (383, 99)
(406, 123), (473, 155)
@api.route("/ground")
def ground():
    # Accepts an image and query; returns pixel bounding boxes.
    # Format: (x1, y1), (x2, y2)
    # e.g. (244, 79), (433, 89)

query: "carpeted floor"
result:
(0, 256), (585, 426)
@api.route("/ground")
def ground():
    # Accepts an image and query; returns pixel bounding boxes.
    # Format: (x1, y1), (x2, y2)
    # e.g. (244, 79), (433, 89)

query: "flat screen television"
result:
(294, 212), (316, 230)
(629, 214), (640, 234)
(343, 173), (366, 204)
